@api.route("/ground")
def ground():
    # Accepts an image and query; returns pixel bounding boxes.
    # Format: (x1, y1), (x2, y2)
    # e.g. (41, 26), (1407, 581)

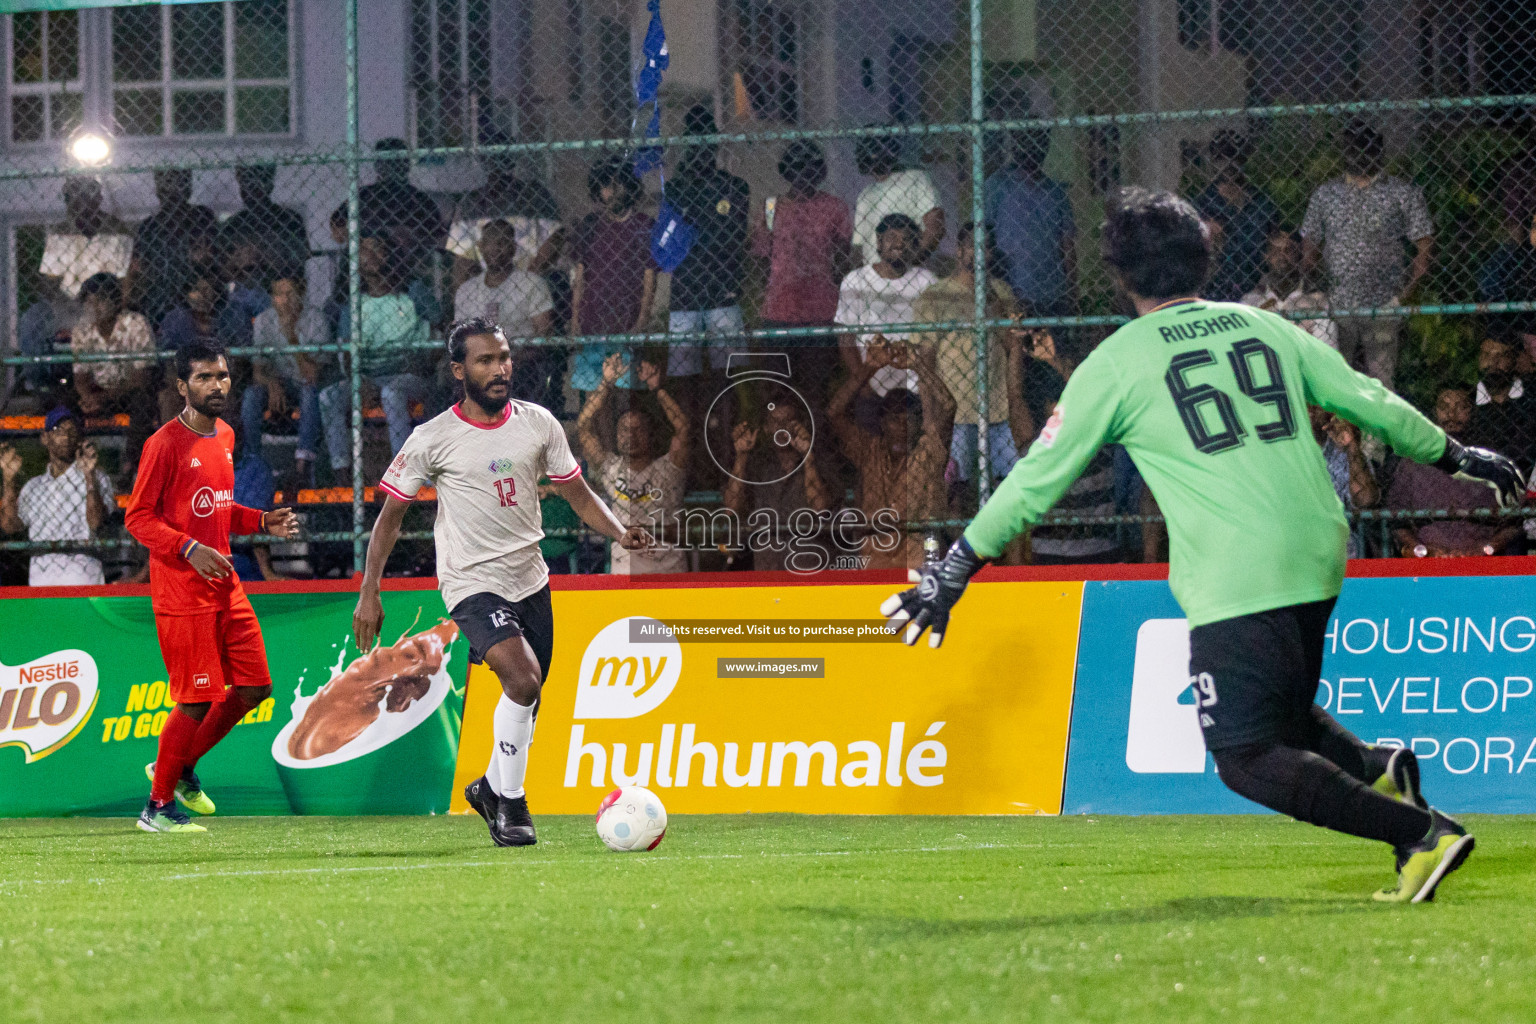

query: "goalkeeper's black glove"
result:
(879, 537), (987, 648)
(1435, 437), (1526, 509)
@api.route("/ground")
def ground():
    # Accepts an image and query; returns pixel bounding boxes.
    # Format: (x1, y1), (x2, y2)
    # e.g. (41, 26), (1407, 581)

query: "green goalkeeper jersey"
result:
(964, 299), (1448, 627)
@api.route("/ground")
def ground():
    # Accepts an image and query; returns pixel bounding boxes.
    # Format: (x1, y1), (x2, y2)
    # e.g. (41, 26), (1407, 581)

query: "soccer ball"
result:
(595, 786), (667, 852)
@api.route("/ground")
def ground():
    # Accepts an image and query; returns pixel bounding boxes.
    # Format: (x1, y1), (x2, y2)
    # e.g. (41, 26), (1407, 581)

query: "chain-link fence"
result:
(2, 0), (1535, 586)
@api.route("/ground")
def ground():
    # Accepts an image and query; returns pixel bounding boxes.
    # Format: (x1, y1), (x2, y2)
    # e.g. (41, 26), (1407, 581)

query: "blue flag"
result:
(632, 0), (668, 176)
(634, 106), (664, 176)
(631, 0), (692, 269)
(651, 198), (696, 273)
(635, 0), (668, 105)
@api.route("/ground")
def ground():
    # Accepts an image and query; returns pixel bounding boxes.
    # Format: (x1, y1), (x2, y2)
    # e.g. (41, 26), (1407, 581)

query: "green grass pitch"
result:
(3, 814), (1533, 1023)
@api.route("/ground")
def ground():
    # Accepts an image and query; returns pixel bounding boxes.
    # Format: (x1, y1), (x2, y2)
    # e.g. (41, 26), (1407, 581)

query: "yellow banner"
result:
(450, 579), (1083, 815)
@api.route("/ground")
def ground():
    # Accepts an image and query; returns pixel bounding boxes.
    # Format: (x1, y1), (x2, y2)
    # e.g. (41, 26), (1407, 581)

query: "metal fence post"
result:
(970, 0), (990, 507)
(346, 0), (365, 573)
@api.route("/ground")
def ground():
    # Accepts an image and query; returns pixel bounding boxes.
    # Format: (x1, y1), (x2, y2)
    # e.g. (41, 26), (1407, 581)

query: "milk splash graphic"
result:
(271, 621), (459, 770)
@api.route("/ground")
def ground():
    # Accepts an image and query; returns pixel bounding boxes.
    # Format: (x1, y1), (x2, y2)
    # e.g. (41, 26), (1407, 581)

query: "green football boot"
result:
(1369, 746), (1428, 809)
(1373, 810), (1474, 904)
(136, 798), (207, 834)
(144, 762), (217, 816)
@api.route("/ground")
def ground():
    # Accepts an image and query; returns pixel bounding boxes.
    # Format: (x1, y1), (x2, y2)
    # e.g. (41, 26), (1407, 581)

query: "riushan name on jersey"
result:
(378, 401), (581, 611)
(964, 300), (1445, 628)
(1155, 308), (1252, 343)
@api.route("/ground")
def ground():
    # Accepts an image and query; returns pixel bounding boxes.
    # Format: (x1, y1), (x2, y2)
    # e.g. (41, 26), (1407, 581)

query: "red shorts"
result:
(154, 591), (273, 705)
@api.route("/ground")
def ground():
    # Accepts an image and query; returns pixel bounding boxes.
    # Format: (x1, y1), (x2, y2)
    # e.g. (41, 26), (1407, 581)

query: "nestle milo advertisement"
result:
(0, 589), (466, 817)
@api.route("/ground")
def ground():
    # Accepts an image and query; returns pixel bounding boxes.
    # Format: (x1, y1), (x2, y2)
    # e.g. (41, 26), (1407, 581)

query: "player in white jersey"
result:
(353, 318), (649, 846)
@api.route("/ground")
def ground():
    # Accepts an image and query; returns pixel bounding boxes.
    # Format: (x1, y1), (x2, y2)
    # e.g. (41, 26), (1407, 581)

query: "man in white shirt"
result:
(443, 155), (564, 293)
(836, 214), (939, 397)
(852, 134), (945, 265)
(354, 318), (648, 847)
(39, 178), (133, 301)
(451, 218), (554, 338)
(0, 407), (116, 586)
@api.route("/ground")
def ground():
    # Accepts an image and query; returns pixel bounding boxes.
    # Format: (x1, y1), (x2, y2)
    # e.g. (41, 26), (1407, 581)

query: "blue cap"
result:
(43, 406), (80, 432)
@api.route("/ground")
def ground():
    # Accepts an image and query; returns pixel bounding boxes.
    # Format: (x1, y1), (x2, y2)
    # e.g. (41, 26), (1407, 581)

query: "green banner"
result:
(0, 589), (467, 817)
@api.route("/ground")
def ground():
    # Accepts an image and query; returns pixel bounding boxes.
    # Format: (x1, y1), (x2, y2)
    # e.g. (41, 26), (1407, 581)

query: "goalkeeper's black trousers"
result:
(1190, 598), (1434, 850)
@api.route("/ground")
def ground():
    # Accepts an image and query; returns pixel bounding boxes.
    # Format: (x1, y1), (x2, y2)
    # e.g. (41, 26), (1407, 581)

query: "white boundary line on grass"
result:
(1, 841), (1048, 889)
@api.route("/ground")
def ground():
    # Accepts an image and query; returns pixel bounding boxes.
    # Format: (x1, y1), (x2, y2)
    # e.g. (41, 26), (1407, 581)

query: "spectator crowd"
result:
(5, 113), (1535, 585)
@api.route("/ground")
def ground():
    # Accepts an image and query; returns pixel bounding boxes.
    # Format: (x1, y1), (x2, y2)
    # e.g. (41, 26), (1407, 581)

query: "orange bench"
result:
(2, 404), (422, 433)
(112, 487), (438, 509)
(2, 413), (130, 431)
(259, 402), (425, 424)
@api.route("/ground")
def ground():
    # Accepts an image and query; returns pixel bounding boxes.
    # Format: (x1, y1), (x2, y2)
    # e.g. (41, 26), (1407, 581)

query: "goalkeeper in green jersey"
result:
(883, 187), (1525, 903)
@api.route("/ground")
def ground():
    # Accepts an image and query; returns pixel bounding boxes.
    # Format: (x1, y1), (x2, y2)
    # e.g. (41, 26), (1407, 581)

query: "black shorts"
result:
(450, 586), (555, 681)
(1187, 597), (1336, 752)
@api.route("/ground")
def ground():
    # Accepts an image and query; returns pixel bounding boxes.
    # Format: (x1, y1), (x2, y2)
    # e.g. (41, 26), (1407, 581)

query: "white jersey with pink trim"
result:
(379, 400), (581, 610)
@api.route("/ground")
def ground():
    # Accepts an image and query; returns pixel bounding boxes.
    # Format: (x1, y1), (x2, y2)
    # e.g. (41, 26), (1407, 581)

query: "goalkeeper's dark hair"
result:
(1100, 186), (1211, 301)
(176, 340), (226, 381)
(447, 317), (507, 363)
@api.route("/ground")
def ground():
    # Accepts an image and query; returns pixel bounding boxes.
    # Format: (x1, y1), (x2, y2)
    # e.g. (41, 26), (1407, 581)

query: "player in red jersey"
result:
(125, 341), (299, 833)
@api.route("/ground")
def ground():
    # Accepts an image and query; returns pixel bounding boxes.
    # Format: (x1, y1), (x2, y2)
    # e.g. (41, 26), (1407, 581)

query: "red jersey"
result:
(125, 417), (265, 615)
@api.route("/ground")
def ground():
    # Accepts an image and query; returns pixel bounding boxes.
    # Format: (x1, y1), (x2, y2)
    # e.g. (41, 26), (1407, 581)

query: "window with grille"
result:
(728, 2), (802, 125)
(1418, 5), (1487, 97)
(110, 0), (293, 138)
(5, 11), (83, 145)
(1177, 0), (1253, 57)
(409, 0), (492, 149)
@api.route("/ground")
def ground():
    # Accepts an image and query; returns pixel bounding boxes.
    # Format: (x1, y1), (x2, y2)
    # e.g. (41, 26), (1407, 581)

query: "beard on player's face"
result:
(463, 371), (510, 413)
(188, 387), (227, 418)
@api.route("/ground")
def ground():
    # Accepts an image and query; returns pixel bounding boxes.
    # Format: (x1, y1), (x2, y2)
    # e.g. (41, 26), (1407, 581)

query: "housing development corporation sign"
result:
(1064, 576), (1536, 814)
(451, 580), (1085, 815)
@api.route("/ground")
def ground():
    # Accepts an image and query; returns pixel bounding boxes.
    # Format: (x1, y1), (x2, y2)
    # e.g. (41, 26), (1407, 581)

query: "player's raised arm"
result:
(641, 357), (691, 471)
(576, 354), (626, 463)
(1288, 313), (1524, 506)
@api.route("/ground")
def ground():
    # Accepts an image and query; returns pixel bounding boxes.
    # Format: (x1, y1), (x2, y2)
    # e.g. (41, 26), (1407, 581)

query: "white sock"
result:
(482, 745), (503, 793)
(487, 696), (535, 799)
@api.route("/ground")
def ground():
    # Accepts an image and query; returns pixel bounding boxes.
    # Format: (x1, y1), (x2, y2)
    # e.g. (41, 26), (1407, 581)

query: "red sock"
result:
(150, 708), (202, 803)
(184, 697), (251, 769)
